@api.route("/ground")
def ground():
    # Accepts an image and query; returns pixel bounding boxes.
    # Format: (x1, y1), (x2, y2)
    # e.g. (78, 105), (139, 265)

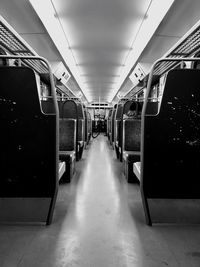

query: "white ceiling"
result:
(139, 0), (200, 64)
(1, 0), (200, 103)
(51, 0), (153, 102)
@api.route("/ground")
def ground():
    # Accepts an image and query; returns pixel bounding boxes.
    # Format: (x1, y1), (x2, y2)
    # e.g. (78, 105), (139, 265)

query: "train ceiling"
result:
(1, 0), (200, 103)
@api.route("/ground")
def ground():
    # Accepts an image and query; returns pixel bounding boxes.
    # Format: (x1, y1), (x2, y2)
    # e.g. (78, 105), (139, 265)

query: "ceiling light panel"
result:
(29, 0), (174, 103)
(50, 0), (155, 102)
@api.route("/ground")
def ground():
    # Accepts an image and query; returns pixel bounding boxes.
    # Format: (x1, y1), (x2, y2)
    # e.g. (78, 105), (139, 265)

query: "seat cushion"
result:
(123, 151), (141, 163)
(59, 151), (75, 163)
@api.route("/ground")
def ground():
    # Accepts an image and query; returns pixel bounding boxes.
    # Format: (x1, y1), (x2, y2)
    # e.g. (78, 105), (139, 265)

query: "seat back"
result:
(59, 100), (79, 157)
(121, 100), (142, 160)
(123, 119), (141, 152)
(0, 67), (57, 198)
(59, 119), (76, 151)
(87, 111), (92, 140)
(142, 69), (200, 198)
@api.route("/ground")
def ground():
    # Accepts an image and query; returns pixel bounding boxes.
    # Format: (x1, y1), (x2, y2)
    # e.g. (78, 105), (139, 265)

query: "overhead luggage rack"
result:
(154, 20), (200, 76)
(0, 19), (48, 74)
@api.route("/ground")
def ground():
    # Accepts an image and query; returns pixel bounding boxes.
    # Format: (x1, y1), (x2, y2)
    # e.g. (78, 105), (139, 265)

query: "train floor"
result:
(0, 134), (200, 267)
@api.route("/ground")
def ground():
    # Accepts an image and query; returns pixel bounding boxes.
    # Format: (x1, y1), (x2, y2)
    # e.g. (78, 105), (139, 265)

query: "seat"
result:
(141, 68), (200, 225)
(0, 66), (58, 225)
(122, 119), (141, 182)
(59, 118), (76, 182)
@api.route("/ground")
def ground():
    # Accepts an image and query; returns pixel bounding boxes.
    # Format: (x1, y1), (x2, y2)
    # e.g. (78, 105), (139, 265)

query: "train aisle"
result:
(0, 135), (200, 267)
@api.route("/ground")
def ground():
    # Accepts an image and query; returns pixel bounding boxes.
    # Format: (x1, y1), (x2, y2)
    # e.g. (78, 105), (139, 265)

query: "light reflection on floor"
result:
(54, 134), (143, 266)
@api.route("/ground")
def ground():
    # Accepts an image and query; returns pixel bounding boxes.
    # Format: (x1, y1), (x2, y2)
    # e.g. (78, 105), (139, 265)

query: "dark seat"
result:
(59, 118), (76, 182)
(107, 109), (113, 140)
(141, 68), (200, 225)
(77, 117), (85, 160)
(110, 105), (117, 147)
(87, 111), (92, 144)
(74, 102), (85, 160)
(0, 67), (58, 225)
(42, 100), (77, 182)
(123, 119), (141, 182)
(120, 100), (141, 162)
(123, 152), (141, 163)
(59, 100), (83, 161)
(84, 108), (91, 146)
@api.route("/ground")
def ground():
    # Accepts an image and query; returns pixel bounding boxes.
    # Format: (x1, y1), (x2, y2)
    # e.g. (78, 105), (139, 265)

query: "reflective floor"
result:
(0, 135), (200, 266)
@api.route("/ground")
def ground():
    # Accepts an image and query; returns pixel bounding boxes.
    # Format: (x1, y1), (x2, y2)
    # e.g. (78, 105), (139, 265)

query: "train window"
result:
(149, 83), (159, 102)
(158, 73), (167, 103)
(40, 81), (50, 100)
(145, 75), (160, 115)
(0, 47), (8, 66)
(193, 61), (200, 69)
(35, 72), (50, 101)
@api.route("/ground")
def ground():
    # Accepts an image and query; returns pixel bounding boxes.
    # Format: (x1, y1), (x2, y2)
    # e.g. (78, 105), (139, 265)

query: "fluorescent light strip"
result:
(108, 0), (175, 102)
(29, 0), (92, 102)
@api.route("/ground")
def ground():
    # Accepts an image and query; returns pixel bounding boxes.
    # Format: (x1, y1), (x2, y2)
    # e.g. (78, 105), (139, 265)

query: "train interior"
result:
(1, 0), (200, 266)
